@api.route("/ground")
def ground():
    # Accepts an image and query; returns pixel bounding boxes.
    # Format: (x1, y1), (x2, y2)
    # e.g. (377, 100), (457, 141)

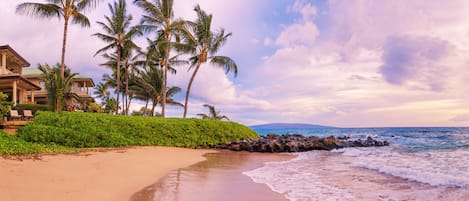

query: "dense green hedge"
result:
(0, 131), (74, 155)
(17, 112), (259, 148)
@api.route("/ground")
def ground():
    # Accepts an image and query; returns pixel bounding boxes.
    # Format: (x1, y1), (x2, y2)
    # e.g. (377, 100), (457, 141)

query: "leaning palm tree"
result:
(197, 104), (229, 120)
(134, 0), (186, 117)
(16, 0), (101, 81)
(93, 0), (139, 115)
(182, 5), (238, 118)
(38, 63), (78, 112)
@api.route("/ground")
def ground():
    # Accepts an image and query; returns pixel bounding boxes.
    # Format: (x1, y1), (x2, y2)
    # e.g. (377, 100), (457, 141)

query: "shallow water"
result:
(130, 151), (293, 201)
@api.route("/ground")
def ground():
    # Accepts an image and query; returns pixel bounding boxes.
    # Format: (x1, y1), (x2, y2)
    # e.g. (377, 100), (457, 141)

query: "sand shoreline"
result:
(0, 146), (215, 201)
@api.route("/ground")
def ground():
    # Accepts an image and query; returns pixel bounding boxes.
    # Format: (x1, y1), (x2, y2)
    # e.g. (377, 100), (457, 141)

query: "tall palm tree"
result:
(38, 63), (78, 112)
(121, 39), (140, 115)
(197, 104), (229, 120)
(16, 0), (101, 81)
(93, 0), (138, 115)
(182, 5), (238, 118)
(134, 0), (185, 117)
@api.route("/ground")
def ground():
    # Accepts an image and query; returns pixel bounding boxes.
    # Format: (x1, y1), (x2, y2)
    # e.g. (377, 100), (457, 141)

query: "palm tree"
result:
(38, 63), (78, 112)
(93, 82), (110, 104)
(182, 5), (238, 118)
(134, 0), (185, 117)
(133, 64), (183, 116)
(197, 104), (230, 120)
(16, 0), (101, 81)
(93, 0), (139, 115)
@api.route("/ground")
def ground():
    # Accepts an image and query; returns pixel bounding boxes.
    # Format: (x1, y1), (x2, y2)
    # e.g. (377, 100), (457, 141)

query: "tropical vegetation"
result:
(18, 112), (258, 148)
(181, 5), (238, 118)
(15, 0), (238, 119)
(0, 1), (251, 156)
(16, 0), (102, 112)
(93, 0), (139, 115)
(38, 63), (78, 112)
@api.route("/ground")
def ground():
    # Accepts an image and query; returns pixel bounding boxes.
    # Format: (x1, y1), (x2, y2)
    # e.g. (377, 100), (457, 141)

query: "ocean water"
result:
(244, 127), (469, 201)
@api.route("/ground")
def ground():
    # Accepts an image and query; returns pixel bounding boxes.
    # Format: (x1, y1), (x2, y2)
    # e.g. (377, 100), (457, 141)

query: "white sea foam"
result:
(243, 152), (356, 201)
(243, 148), (469, 201)
(333, 147), (469, 187)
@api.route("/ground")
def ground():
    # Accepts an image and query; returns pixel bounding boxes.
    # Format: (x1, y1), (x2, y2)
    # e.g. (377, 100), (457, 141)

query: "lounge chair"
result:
(23, 110), (34, 120)
(9, 110), (22, 121)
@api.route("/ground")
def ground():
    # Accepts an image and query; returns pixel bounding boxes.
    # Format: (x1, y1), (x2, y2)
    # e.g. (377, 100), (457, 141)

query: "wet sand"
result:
(0, 146), (214, 201)
(131, 151), (295, 201)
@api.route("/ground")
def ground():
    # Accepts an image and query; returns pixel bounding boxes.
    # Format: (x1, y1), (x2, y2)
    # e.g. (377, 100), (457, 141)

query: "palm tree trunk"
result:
(125, 59), (129, 115)
(151, 99), (157, 117)
(58, 19), (69, 113)
(127, 95), (132, 114)
(183, 62), (202, 118)
(144, 99), (149, 116)
(161, 29), (171, 118)
(116, 47), (121, 115)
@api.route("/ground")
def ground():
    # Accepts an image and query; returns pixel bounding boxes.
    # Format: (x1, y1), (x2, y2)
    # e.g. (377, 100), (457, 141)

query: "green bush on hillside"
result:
(17, 112), (259, 148)
(0, 130), (75, 155)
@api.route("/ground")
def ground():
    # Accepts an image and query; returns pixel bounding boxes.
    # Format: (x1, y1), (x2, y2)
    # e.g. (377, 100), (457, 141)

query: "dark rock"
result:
(217, 133), (389, 152)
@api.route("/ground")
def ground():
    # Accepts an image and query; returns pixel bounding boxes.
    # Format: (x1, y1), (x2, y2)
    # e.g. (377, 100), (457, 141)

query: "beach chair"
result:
(9, 110), (22, 121)
(23, 110), (34, 120)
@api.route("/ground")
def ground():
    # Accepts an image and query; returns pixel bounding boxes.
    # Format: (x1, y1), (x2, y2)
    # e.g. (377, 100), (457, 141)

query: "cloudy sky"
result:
(2, 0), (469, 127)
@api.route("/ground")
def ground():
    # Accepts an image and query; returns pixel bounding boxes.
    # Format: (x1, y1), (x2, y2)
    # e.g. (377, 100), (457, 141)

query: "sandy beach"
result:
(0, 146), (214, 201)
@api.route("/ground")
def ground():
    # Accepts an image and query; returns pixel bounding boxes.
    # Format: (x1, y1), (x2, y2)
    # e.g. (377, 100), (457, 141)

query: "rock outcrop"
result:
(216, 133), (389, 152)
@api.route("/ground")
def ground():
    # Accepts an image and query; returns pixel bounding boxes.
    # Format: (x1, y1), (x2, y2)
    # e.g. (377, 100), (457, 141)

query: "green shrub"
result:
(17, 112), (259, 148)
(0, 130), (75, 155)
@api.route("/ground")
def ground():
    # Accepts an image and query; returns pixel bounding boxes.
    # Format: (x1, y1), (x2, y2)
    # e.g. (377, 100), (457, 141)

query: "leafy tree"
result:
(38, 63), (77, 112)
(134, 0), (186, 117)
(182, 5), (238, 118)
(0, 92), (12, 119)
(93, 0), (139, 115)
(197, 104), (230, 121)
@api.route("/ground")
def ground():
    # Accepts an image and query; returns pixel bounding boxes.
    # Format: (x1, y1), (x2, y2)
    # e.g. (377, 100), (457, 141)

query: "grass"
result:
(17, 112), (259, 149)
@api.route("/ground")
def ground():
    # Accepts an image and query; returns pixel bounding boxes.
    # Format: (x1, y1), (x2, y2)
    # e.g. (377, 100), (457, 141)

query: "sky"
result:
(2, 0), (469, 127)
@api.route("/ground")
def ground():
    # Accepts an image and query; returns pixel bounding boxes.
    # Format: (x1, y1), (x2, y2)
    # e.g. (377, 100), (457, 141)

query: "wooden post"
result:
(12, 80), (17, 106)
(1, 52), (6, 71)
(31, 91), (35, 103)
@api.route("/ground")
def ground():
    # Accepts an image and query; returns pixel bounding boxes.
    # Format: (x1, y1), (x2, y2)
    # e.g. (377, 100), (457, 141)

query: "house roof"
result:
(0, 74), (41, 90)
(0, 45), (30, 67)
(22, 67), (42, 76)
(22, 67), (95, 87)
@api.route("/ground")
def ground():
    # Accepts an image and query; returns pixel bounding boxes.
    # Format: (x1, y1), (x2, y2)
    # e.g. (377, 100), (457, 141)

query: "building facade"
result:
(0, 45), (95, 108)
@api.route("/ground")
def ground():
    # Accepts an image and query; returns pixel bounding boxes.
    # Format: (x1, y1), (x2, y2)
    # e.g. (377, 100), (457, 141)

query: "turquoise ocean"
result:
(244, 127), (469, 201)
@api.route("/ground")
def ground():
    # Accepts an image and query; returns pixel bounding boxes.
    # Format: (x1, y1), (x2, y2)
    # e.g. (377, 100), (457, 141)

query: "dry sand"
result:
(0, 146), (214, 201)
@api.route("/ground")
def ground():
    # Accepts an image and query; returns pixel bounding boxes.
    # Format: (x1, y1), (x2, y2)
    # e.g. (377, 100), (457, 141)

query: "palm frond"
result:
(16, 3), (61, 19)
